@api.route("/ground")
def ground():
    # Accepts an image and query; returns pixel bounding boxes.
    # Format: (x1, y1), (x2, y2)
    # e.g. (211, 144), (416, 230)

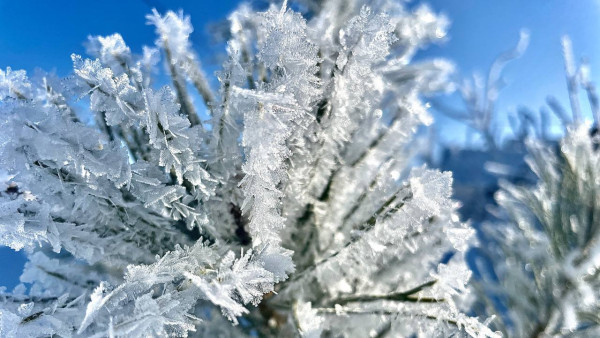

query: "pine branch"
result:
(326, 280), (439, 306)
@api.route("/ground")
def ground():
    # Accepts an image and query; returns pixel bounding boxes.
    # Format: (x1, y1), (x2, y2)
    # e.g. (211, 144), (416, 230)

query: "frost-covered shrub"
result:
(0, 1), (495, 336)
(470, 37), (600, 337)
(473, 124), (600, 337)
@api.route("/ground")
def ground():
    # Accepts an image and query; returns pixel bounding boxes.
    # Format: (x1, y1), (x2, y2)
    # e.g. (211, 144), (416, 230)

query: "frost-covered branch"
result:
(0, 1), (495, 337)
(469, 38), (600, 337)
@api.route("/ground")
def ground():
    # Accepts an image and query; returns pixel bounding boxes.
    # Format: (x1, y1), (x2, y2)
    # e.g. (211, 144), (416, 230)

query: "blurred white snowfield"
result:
(0, 0), (497, 336)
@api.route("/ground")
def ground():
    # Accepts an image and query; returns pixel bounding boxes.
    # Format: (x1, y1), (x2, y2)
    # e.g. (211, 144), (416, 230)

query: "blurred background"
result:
(1, 0), (599, 289)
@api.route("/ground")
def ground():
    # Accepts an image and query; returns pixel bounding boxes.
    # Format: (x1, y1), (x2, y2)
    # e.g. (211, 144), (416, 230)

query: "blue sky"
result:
(1, 0), (600, 288)
(423, 0), (600, 144)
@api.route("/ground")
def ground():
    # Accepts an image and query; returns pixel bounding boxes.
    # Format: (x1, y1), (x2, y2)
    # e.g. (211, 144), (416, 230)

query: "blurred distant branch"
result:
(433, 30), (530, 149)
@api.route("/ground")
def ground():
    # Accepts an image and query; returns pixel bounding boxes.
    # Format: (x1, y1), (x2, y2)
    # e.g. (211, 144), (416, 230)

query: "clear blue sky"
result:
(422, 0), (600, 144)
(1, 0), (599, 288)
